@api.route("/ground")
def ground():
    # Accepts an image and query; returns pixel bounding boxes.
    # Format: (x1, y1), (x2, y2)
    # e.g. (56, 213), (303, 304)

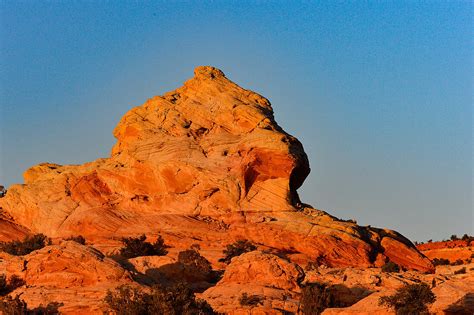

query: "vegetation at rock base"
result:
(0, 274), (26, 296)
(0, 295), (62, 315)
(379, 283), (435, 315)
(219, 240), (257, 264)
(381, 261), (400, 273)
(177, 248), (220, 283)
(119, 234), (169, 259)
(0, 274), (25, 296)
(299, 282), (336, 315)
(432, 258), (450, 266)
(65, 235), (86, 245)
(239, 293), (264, 307)
(454, 267), (466, 275)
(0, 234), (51, 256)
(104, 283), (217, 315)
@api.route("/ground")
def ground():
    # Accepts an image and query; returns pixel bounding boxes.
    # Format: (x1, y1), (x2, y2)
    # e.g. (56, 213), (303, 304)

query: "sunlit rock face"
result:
(0, 66), (433, 273)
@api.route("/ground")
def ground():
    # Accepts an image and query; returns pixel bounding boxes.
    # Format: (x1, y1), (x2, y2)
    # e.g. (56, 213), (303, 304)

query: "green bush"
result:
(219, 240), (256, 264)
(239, 293), (263, 307)
(177, 249), (216, 283)
(300, 283), (335, 315)
(0, 295), (61, 315)
(454, 267), (466, 275)
(432, 258), (450, 266)
(0, 234), (51, 256)
(104, 284), (217, 315)
(0, 274), (26, 296)
(379, 283), (435, 315)
(0, 295), (27, 315)
(381, 261), (400, 273)
(178, 249), (212, 275)
(65, 235), (86, 245)
(119, 235), (169, 259)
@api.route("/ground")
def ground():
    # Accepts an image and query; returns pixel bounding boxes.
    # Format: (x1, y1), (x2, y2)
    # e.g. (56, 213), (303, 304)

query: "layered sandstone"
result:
(0, 66), (433, 275)
(417, 240), (474, 264)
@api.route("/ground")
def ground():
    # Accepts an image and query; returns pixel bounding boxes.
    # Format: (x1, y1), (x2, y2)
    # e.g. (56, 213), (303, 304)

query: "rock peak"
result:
(193, 66), (226, 79)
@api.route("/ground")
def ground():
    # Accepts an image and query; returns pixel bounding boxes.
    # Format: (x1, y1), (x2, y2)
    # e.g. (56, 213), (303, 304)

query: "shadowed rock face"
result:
(0, 66), (432, 272)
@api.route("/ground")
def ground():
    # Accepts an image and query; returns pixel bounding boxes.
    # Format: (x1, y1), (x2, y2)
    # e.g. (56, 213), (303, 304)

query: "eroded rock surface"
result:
(0, 66), (432, 272)
(0, 66), (444, 314)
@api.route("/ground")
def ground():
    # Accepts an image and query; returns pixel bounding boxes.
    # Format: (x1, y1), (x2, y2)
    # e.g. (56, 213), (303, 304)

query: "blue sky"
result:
(1, 1), (472, 241)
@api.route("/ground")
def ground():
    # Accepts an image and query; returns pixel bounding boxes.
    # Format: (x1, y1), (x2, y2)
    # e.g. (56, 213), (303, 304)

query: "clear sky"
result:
(1, 1), (472, 242)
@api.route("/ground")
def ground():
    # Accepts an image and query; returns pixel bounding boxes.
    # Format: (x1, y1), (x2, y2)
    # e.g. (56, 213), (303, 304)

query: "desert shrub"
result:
(119, 235), (168, 259)
(432, 258), (450, 266)
(450, 235), (459, 241)
(178, 249), (212, 275)
(379, 283), (435, 315)
(239, 293), (263, 307)
(219, 240), (256, 264)
(300, 282), (337, 315)
(0, 234), (51, 256)
(0, 274), (26, 296)
(0, 295), (27, 315)
(104, 283), (217, 315)
(177, 248), (217, 283)
(104, 285), (149, 315)
(65, 235), (86, 245)
(451, 259), (464, 266)
(0, 295), (61, 315)
(381, 261), (400, 273)
(0, 185), (6, 198)
(0, 275), (7, 296)
(454, 267), (466, 275)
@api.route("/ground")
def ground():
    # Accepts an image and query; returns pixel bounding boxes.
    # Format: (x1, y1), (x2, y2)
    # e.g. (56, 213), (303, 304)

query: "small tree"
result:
(379, 283), (435, 314)
(0, 234), (51, 256)
(450, 235), (459, 241)
(0, 185), (6, 198)
(119, 235), (169, 259)
(300, 283), (335, 315)
(381, 261), (400, 273)
(219, 240), (256, 264)
(0, 274), (26, 296)
(0, 295), (28, 314)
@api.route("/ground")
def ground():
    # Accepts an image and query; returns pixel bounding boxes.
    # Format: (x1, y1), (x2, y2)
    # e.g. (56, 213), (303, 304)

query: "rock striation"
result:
(0, 66), (433, 272)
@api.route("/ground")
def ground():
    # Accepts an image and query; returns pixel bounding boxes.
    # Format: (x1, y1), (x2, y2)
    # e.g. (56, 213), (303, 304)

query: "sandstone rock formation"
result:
(0, 241), (133, 313)
(417, 240), (474, 263)
(0, 66), (433, 273)
(201, 251), (304, 314)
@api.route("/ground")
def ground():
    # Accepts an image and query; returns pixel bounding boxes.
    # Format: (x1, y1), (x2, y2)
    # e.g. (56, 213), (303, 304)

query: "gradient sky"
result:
(1, 1), (472, 242)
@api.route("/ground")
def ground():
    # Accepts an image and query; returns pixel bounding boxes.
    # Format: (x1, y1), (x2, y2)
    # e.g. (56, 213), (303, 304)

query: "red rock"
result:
(0, 66), (438, 313)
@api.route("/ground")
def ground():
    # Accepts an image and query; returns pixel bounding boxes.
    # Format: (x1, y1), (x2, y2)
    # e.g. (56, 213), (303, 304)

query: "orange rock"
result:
(0, 241), (133, 314)
(417, 240), (474, 263)
(201, 251), (303, 314)
(0, 66), (437, 312)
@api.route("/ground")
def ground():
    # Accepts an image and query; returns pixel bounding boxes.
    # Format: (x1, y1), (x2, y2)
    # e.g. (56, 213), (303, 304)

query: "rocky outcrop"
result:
(0, 241), (133, 313)
(417, 240), (474, 263)
(0, 66), (433, 275)
(201, 251), (303, 314)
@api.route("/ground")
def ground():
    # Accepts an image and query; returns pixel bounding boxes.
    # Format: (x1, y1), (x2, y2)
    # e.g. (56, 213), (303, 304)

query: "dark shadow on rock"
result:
(444, 293), (474, 315)
(145, 262), (222, 293)
(330, 284), (373, 307)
